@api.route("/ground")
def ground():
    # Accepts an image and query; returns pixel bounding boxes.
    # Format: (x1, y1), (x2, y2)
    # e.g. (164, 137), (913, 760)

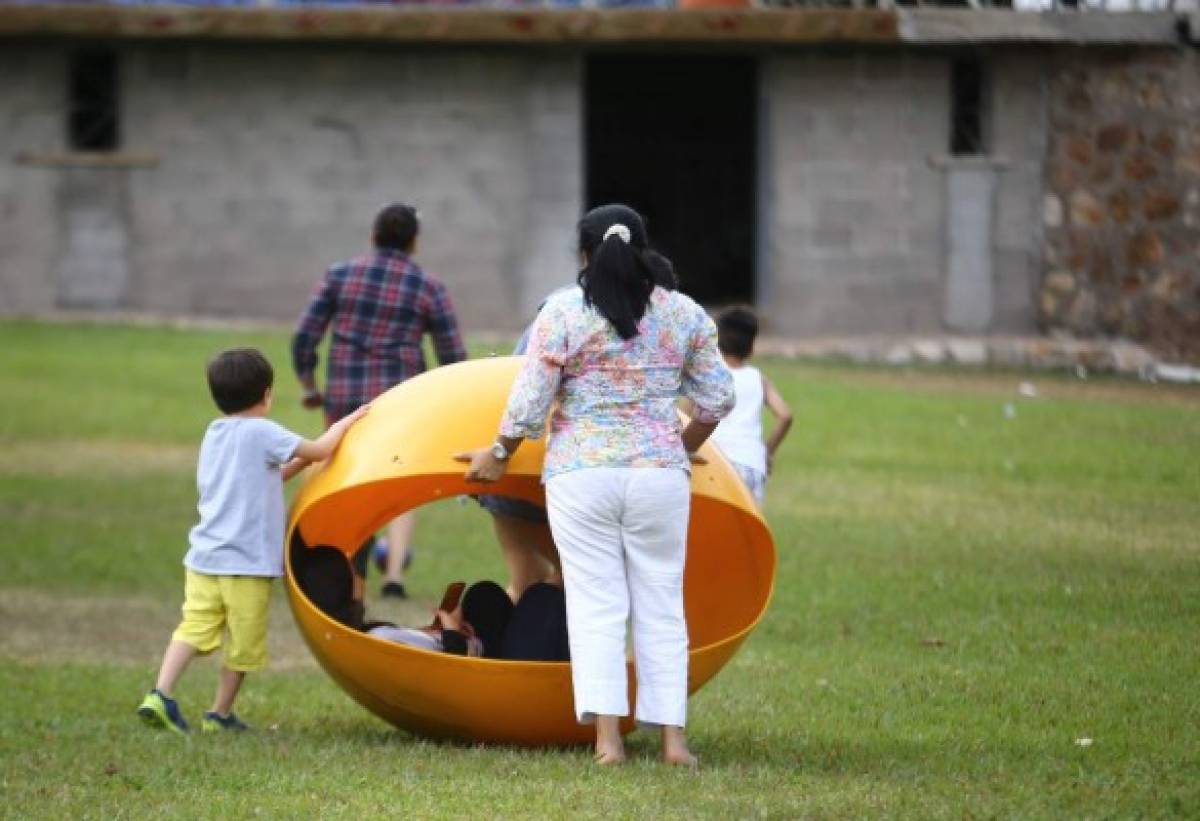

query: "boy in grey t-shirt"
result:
(137, 348), (367, 734)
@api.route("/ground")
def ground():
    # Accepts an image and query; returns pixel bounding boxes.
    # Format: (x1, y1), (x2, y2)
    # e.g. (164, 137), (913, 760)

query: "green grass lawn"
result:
(1, 319), (1198, 818)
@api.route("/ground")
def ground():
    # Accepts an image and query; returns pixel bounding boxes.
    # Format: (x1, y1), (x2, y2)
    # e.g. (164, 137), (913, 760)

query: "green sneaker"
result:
(201, 711), (250, 732)
(137, 689), (189, 735)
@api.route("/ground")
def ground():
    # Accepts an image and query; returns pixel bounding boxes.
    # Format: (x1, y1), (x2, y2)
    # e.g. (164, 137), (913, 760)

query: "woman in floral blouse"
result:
(458, 204), (734, 767)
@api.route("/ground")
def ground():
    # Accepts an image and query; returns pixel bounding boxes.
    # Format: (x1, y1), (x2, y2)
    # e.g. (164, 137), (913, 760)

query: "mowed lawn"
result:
(1, 319), (1198, 819)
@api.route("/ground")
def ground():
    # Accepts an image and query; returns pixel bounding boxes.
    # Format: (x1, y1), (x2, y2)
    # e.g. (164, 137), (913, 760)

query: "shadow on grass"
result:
(284, 707), (1002, 781)
(686, 724), (1032, 779)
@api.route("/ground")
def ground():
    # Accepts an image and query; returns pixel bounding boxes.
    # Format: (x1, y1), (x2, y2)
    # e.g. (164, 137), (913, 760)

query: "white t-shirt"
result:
(711, 365), (767, 475)
(184, 417), (302, 578)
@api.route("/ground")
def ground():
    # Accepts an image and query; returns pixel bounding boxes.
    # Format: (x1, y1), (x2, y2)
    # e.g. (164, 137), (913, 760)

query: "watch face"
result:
(491, 443), (508, 460)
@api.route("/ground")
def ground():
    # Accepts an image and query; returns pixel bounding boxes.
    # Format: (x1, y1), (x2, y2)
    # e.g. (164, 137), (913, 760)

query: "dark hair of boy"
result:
(644, 249), (679, 291)
(717, 306), (759, 359)
(577, 203), (674, 341)
(373, 203), (420, 252)
(207, 347), (274, 414)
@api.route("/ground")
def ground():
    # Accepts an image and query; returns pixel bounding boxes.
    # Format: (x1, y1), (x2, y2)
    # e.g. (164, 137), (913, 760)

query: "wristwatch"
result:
(489, 440), (510, 461)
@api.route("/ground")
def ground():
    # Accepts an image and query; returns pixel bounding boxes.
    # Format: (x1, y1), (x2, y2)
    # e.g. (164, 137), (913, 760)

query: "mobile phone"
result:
(428, 582), (466, 630)
(438, 581), (466, 613)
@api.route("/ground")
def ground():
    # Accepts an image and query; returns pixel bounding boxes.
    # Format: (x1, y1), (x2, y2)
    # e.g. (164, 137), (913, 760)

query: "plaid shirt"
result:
(291, 248), (467, 422)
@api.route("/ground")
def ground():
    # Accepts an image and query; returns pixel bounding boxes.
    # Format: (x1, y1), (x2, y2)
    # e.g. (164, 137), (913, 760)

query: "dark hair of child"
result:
(576, 203), (672, 341)
(373, 203), (420, 252)
(207, 347), (274, 414)
(717, 306), (759, 359)
(644, 249), (678, 291)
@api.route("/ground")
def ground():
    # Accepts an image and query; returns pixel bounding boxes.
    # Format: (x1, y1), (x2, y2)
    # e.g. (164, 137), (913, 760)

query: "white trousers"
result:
(546, 467), (691, 728)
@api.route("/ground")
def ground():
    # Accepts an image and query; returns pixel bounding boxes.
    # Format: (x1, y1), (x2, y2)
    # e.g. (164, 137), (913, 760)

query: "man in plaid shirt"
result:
(291, 202), (467, 598)
(292, 203), (467, 424)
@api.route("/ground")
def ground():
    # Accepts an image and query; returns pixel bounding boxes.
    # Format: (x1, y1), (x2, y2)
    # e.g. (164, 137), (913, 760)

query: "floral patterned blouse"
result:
(500, 285), (735, 481)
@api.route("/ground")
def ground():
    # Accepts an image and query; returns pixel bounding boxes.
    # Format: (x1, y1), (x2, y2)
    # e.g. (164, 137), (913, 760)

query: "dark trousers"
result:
(462, 581), (570, 662)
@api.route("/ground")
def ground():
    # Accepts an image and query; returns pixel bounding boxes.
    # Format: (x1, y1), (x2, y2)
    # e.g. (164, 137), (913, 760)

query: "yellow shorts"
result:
(172, 570), (273, 672)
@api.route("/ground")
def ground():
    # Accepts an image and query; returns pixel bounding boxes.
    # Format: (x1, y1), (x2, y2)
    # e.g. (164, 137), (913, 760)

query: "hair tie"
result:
(603, 224), (631, 244)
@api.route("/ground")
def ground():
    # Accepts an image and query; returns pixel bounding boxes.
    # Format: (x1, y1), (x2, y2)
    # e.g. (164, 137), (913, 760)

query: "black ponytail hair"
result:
(576, 204), (670, 340)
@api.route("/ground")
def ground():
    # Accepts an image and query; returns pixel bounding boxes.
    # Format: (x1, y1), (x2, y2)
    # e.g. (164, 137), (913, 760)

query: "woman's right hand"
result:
(453, 449), (509, 484)
(681, 418), (719, 457)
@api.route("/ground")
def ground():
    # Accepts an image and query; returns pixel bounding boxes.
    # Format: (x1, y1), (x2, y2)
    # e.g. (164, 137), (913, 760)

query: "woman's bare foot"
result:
(661, 726), (698, 769)
(593, 746), (626, 766)
(593, 715), (626, 766)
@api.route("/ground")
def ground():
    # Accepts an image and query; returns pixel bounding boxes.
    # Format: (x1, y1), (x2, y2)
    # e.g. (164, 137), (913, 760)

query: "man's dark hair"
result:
(373, 203), (419, 251)
(717, 306), (759, 359)
(207, 347), (274, 414)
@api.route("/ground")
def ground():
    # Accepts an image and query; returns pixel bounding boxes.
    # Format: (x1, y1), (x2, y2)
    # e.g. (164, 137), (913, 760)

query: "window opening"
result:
(950, 57), (988, 156)
(69, 51), (119, 152)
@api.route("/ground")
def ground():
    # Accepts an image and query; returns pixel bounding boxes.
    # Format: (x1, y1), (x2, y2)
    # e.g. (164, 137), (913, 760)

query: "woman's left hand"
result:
(453, 449), (508, 483)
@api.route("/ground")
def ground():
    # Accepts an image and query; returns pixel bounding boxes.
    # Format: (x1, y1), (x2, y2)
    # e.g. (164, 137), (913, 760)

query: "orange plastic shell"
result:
(285, 357), (775, 746)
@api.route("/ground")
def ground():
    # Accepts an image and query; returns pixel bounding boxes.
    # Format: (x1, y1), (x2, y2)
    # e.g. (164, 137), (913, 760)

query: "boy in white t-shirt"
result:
(710, 307), (793, 508)
(137, 348), (367, 734)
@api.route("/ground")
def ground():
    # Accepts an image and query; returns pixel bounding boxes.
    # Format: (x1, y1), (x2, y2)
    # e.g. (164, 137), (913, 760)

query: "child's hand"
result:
(345, 403), (370, 424)
(281, 456), (312, 482)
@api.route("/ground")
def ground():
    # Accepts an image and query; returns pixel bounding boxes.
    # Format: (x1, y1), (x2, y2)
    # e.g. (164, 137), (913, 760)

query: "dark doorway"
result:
(586, 55), (757, 306)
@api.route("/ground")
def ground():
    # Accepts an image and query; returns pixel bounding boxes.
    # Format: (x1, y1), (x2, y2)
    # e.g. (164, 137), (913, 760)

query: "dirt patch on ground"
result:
(0, 588), (316, 671)
(0, 587), (438, 671)
(0, 440), (196, 478)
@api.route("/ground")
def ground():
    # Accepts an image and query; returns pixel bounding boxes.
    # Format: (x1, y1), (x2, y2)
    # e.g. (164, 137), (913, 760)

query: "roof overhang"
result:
(0, 4), (1185, 46)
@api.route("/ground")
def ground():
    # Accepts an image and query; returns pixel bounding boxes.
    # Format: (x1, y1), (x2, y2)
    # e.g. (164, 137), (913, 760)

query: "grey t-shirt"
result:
(368, 626), (443, 652)
(184, 416), (302, 578)
(368, 625), (484, 656)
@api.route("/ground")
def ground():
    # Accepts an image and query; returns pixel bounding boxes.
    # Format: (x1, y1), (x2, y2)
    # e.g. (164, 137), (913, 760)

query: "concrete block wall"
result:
(0, 51), (61, 312)
(0, 44), (583, 331)
(990, 51), (1050, 333)
(761, 53), (951, 336)
(759, 51), (1046, 337)
(3, 42), (1056, 338)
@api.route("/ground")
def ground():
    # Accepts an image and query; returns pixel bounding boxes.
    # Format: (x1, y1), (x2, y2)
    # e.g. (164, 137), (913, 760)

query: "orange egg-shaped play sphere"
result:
(285, 357), (775, 746)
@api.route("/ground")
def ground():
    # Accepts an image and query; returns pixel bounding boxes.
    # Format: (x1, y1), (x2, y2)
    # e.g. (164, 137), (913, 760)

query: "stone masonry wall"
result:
(1041, 47), (1200, 362)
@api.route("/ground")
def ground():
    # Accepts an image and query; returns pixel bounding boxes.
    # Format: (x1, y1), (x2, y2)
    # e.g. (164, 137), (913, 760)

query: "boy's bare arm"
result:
(762, 376), (793, 473)
(292, 404), (370, 464)
(281, 456), (311, 482)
